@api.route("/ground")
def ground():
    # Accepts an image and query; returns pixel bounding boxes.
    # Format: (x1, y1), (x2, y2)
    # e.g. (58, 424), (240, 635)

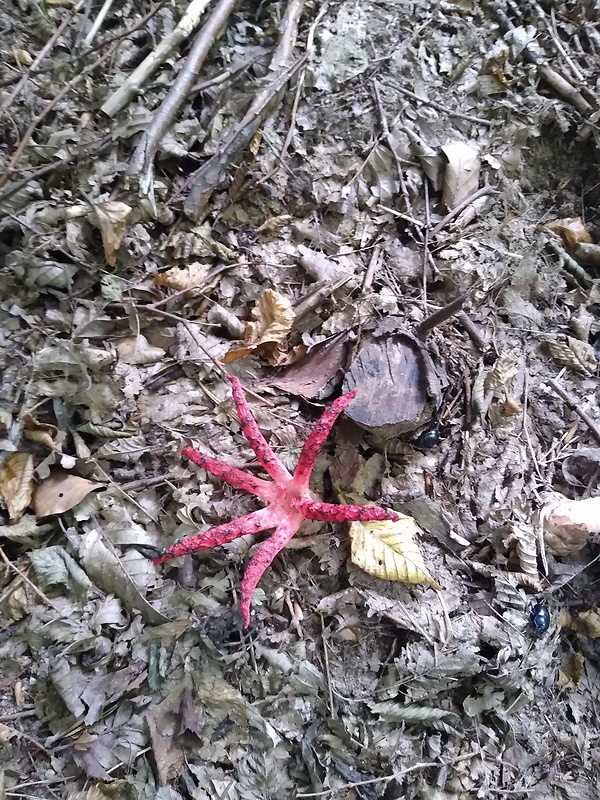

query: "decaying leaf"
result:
(77, 528), (167, 624)
(539, 493), (599, 556)
(93, 200), (132, 267)
(154, 262), (210, 292)
(541, 217), (593, 252)
(486, 353), (518, 395)
(22, 413), (64, 452)
(0, 452), (34, 521)
(441, 141), (480, 210)
(29, 545), (92, 602)
(349, 514), (441, 588)
(224, 288), (295, 365)
(0, 515), (54, 546)
(510, 519), (539, 577)
(546, 336), (598, 375)
(560, 609), (600, 638)
(116, 334), (166, 365)
(33, 470), (102, 516)
(269, 331), (351, 399)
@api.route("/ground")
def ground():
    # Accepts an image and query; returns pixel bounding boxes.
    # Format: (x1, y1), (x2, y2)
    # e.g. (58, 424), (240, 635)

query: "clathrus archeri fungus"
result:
(156, 376), (399, 627)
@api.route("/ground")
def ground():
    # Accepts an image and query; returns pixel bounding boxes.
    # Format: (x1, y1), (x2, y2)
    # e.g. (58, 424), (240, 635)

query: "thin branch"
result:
(430, 184), (494, 237)
(297, 763), (437, 798)
(101, 0), (213, 117)
(128, 0), (240, 181)
(548, 378), (600, 444)
(417, 293), (469, 336)
(184, 0), (306, 219)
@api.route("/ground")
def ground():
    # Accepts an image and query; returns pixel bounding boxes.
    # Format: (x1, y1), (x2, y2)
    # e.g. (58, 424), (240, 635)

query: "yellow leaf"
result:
(224, 289), (295, 365)
(349, 514), (441, 589)
(0, 453), (34, 521)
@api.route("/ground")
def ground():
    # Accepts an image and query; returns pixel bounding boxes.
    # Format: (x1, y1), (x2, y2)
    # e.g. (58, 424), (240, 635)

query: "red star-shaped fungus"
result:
(155, 376), (399, 627)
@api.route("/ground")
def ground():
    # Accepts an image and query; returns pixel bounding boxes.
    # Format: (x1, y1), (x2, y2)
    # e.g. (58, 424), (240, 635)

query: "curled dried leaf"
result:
(349, 514), (441, 588)
(22, 413), (63, 452)
(224, 289), (295, 365)
(541, 217), (593, 252)
(539, 493), (599, 556)
(154, 262), (210, 292)
(0, 453), (34, 521)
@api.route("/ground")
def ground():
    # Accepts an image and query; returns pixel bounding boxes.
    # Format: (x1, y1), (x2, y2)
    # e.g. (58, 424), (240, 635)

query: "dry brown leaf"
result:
(224, 289), (295, 365)
(33, 470), (102, 516)
(541, 217), (593, 251)
(94, 200), (132, 267)
(0, 452), (34, 521)
(154, 262), (210, 292)
(22, 413), (63, 453)
(349, 514), (441, 589)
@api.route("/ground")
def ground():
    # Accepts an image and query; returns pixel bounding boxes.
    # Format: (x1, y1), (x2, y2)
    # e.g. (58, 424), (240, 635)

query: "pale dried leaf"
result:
(370, 700), (462, 735)
(0, 514), (54, 545)
(539, 493), (599, 556)
(94, 200), (132, 266)
(546, 336), (598, 374)
(486, 353), (518, 395)
(154, 262), (210, 291)
(33, 470), (102, 516)
(22, 413), (63, 452)
(0, 452), (34, 521)
(510, 520), (538, 577)
(116, 334), (166, 365)
(349, 515), (441, 588)
(441, 141), (480, 210)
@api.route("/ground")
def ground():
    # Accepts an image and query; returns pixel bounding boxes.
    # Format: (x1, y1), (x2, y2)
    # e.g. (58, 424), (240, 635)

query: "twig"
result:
(422, 173), (431, 310)
(0, 0), (84, 113)
(128, 0), (240, 183)
(0, 549), (63, 614)
(320, 615), (336, 719)
(184, 0), (306, 218)
(101, 0), (213, 117)
(296, 763), (437, 798)
(372, 78), (414, 219)
(548, 378), (600, 445)
(417, 293), (469, 336)
(83, 0), (117, 47)
(384, 80), (493, 126)
(496, 9), (594, 117)
(362, 245), (382, 292)
(430, 184), (494, 237)
(456, 311), (487, 351)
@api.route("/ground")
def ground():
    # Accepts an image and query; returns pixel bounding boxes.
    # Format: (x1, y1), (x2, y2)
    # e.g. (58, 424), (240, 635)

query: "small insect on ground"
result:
(530, 602), (551, 635)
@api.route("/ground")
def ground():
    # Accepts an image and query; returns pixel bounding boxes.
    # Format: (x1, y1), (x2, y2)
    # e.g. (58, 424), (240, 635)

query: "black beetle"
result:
(413, 428), (440, 450)
(530, 602), (550, 635)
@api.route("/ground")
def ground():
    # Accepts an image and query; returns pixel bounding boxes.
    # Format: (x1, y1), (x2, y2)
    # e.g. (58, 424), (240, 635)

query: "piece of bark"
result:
(342, 332), (444, 444)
